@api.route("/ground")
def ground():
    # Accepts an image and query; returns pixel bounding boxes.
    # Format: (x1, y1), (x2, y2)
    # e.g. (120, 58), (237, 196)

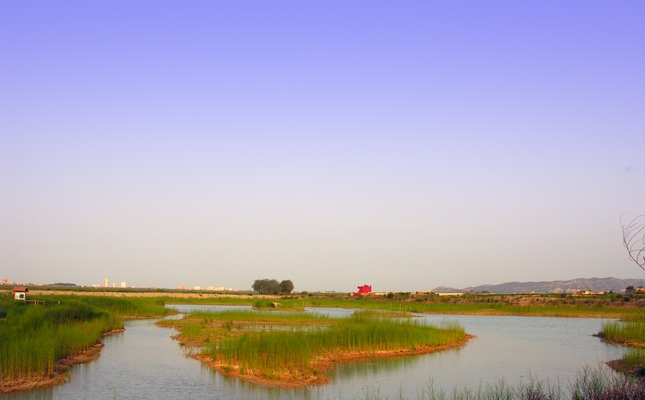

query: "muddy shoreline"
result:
(594, 335), (645, 380)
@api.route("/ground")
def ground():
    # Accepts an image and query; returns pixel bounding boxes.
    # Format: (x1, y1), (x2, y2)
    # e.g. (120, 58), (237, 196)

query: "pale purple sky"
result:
(1, 1), (644, 291)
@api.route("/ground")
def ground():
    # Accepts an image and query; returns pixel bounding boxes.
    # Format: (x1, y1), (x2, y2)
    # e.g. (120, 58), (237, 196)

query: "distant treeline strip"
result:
(163, 293), (645, 319)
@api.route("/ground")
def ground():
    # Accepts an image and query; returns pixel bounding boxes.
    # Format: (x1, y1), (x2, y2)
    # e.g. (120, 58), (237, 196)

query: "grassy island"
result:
(159, 309), (470, 387)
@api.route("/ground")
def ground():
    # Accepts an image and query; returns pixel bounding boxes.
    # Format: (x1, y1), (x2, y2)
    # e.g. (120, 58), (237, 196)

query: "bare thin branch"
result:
(621, 214), (645, 272)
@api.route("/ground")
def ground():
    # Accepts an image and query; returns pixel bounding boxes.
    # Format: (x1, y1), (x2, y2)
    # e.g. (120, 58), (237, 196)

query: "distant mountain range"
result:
(431, 277), (645, 294)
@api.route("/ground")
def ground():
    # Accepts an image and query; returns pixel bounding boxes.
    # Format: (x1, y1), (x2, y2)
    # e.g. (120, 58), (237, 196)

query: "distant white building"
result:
(103, 278), (108, 288)
(121, 282), (126, 288)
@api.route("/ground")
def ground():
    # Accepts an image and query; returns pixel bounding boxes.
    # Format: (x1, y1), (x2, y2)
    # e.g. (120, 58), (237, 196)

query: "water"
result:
(2, 306), (626, 400)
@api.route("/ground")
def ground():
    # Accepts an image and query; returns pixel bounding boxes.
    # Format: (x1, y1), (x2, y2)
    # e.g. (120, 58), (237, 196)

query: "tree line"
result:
(252, 279), (294, 294)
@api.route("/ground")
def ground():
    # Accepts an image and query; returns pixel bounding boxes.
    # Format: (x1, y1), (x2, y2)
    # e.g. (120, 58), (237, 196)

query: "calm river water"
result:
(2, 305), (626, 400)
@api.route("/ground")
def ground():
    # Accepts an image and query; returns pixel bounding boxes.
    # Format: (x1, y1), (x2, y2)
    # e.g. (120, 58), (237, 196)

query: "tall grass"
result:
(354, 365), (645, 400)
(0, 301), (121, 382)
(599, 320), (645, 376)
(200, 313), (465, 379)
(600, 321), (645, 345)
(30, 295), (172, 317)
(186, 309), (329, 323)
(623, 348), (645, 370)
(0, 295), (170, 385)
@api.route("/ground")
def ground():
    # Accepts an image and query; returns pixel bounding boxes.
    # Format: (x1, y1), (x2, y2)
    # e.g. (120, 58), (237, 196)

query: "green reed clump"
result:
(187, 309), (329, 323)
(623, 348), (645, 369)
(600, 321), (645, 345)
(620, 312), (645, 323)
(253, 299), (276, 309)
(211, 330), (316, 377)
(599, 320), (645, 376)
(201, 313), (465, 378)
(171, 320), (210, 342)
(315, 314), (464, 354)
(0, 299), (123, 384)
(31, 295), (171, 317)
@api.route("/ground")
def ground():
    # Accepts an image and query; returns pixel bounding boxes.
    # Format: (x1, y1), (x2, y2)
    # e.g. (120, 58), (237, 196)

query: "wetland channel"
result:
(1, 305), (626, 400)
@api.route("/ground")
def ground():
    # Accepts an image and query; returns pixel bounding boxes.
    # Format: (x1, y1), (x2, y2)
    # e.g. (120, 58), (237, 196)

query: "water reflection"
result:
(332, 350), (426, 381)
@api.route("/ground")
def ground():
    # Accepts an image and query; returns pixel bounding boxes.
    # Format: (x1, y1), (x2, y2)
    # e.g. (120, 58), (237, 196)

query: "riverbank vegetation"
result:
(354, 365), (645, 400)
(0, 294), (171, 392)
(8, 287), (645, 319)
(159, 309), (468, 387)
(158, 291), (645, 319)
(252, 299), (305, 311)
(599, 317), (645, 377)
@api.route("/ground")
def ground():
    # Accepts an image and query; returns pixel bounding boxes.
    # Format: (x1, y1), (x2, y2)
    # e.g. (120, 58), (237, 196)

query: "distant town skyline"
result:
(2, 2), (644, 292)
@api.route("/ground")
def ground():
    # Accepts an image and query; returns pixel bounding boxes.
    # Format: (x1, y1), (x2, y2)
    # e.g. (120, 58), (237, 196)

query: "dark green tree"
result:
(252, 279), (281, 294)
(279, 280), (294, 294)
(252, 279), (294, 294)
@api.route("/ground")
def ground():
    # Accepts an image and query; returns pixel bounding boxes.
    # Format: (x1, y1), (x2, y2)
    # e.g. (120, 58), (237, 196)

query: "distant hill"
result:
(431, 277), (645, 294)
(47, 282), (78, 287)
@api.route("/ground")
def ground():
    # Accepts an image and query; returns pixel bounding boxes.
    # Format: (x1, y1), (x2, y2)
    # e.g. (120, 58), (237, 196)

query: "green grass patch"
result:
(253, 299), (277, 309)
(186, 309), (329, 323)
(162, 295), (636, 319)
(29, 295), (172, 318)
(600, 321), (645, 345)
(353, 309), (414, 318)
(167, 309), (467, 385)
(0, 294), (172, 385)
(0, 300), (120, 382)
(599, 319), (645, 374)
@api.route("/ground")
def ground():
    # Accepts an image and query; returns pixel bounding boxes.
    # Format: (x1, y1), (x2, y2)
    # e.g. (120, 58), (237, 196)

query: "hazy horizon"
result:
(5, 276), (645, 293)
(2, 1), (644, 292)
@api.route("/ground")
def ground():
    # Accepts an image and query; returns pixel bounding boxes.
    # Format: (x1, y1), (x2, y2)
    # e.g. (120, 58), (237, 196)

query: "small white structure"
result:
(13, 287), (28, 300)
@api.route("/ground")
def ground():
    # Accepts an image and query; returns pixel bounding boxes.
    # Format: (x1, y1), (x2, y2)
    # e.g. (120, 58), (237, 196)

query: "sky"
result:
(1, 1), (644, 292)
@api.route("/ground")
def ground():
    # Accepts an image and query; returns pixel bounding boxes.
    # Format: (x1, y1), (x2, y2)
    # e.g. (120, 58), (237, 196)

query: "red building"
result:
(353, 285), (372, 296)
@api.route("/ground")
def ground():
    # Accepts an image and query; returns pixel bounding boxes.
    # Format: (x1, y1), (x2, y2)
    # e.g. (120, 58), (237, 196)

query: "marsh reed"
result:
(0, 295), (171, 385)
(600, 321), (645, 345)
(196, 311), (466, 379)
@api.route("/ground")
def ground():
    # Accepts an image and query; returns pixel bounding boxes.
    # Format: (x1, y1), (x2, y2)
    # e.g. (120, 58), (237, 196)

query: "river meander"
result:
(1, 305), (626, 400)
